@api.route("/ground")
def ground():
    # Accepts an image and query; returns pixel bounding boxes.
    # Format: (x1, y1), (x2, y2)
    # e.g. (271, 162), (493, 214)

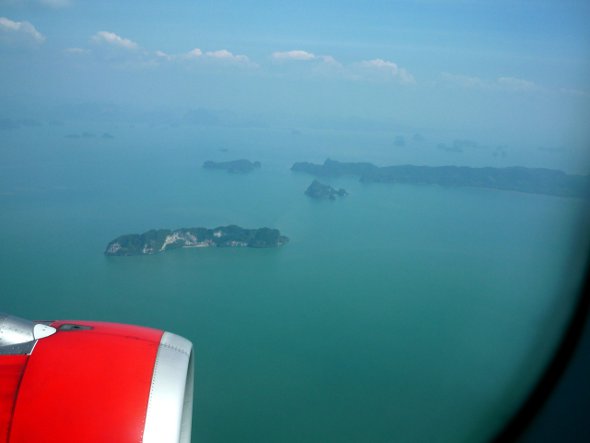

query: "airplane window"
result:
(1, 1), (588, 441)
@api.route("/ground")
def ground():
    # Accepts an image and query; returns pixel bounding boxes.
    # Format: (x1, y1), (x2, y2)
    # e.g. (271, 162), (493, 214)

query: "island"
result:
(292, 159), (590, 199)
(305, 180), (348, 200)
(203, 159), (261, 173)
(105, 225), (288, 256)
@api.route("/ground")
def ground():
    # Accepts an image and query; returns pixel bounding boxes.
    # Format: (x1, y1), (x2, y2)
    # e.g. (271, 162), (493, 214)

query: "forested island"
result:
(305, 180), (348, 200)
(292, 159), (590, 199)
(203, 159), (261, 173)
(105, 225), (288, 256)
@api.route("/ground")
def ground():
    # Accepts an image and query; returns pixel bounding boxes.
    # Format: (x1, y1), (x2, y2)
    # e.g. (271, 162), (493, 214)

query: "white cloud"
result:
(361, 59), (395, 70)
(359, 58), (415, 84)
(496, 76), (537, 92)
(271, 52), (418, 83)
(154, 48), (201, 61)
(154, 47), (255, 67)
(319, 55), (340, 65)
(39, 0), (71, 7)
(184, 48), (202, 58)
(271, 50), (341, 70)
(154, 49), (173, 60)
(440, 72), (487, 89)
(1, 0), (72, 7)
(64, 47), (89, 54)
(92, 31), (138, 50)
(205, 49), (250, 63)
(0, 16), (45, 44)
(272, 50), (317, 61)
(441, 72), (538, 92)
(559, 87), (590, 98)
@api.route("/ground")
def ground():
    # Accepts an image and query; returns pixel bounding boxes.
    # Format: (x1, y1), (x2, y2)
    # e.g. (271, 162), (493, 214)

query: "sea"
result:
(1, 123), (589, 442)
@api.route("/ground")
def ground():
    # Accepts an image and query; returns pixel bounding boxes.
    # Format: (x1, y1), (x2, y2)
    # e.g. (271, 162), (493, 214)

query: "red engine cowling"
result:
(0, 313), (194, 443)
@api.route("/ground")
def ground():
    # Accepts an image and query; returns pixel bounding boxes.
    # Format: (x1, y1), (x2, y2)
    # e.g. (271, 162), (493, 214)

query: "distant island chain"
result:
(292, 159), (590, 199)
(106, 157), (588, 257)
(105, 225), (288, 256)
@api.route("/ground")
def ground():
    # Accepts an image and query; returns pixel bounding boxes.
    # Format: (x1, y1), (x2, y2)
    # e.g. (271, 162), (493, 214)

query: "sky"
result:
(1, 0), (590, 153)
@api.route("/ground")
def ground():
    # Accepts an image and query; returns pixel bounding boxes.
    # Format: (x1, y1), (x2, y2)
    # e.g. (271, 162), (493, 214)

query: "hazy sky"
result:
(1, 0), (590, 149)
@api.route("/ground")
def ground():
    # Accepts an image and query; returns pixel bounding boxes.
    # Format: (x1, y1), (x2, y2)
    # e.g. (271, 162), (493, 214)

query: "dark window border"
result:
(492, 258), (590, 442)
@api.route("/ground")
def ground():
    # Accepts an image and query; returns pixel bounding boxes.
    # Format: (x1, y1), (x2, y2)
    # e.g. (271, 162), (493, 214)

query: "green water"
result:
(1, 125), (589, 442)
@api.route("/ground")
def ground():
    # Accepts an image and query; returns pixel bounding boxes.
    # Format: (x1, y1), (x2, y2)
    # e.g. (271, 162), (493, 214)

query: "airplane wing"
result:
(0, 313), (194, 443)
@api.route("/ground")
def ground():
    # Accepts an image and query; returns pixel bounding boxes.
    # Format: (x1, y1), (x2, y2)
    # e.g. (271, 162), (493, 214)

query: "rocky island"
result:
(292, 159), (590, 199)
(105, 225), (288, 256)
(203, 159), (261, 173)
(305, 180), (348, 200)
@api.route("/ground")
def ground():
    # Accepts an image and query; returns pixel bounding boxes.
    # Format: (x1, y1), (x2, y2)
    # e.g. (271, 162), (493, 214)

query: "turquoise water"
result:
(1, 125), (589, 442)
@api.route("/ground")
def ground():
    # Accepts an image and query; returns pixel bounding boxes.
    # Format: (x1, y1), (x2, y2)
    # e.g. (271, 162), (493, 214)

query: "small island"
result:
(203, 159), (261, 174)
(292, 159), (590, 199)
(105, 225), (288, 256)
(305, 180), (348, 200)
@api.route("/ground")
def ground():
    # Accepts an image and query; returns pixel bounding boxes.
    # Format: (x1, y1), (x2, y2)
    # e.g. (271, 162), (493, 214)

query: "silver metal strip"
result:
(143, 332), (194, 443)
(0, 313), (35, 346)
(0, 341), (36, 355)
(0, 312), (56, 355)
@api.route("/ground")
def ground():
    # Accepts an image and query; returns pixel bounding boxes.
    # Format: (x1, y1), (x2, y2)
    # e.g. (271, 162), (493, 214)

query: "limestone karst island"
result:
(105, 225), (288, 256)
(305, 180), (348, 200)
(203, 159), (261, 174)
